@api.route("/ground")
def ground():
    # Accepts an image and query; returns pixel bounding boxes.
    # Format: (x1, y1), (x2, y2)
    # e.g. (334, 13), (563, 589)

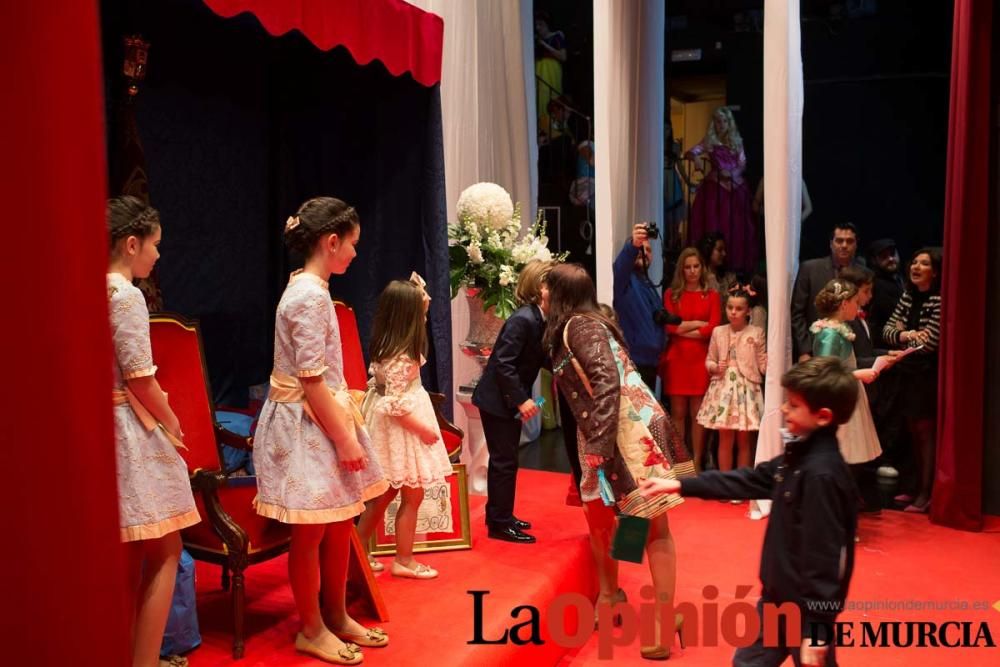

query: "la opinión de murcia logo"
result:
(466, 588), (998, 658)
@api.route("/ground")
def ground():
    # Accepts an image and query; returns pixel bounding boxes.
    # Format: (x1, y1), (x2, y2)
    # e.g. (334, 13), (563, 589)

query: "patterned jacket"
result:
(551, 316), (639, 499)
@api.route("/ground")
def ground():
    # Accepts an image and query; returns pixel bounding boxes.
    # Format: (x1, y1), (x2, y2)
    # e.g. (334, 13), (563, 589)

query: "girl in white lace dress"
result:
(253, 198), (388, 664)
(357, 277), (453, 580)
(106, 196), (200, 667)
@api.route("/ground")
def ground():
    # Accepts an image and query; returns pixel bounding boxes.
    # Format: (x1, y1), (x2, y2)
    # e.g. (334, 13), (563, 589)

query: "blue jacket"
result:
(612, 241), (664, 367)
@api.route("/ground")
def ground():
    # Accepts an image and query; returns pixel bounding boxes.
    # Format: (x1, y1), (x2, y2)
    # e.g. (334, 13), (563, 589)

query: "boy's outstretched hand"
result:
(639, 477), (681, 499)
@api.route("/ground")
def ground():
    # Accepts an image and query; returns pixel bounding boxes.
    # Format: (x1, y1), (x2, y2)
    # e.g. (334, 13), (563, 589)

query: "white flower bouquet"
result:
(448, 182), (564, 319)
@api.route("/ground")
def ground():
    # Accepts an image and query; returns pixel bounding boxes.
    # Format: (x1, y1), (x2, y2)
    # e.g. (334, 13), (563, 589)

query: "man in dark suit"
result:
(472, 262), (551, 543)
(791, 222), (865, 361)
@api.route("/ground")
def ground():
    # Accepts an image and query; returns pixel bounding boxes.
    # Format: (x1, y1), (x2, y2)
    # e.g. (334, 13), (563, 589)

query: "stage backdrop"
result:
(101, 0), (451, 409)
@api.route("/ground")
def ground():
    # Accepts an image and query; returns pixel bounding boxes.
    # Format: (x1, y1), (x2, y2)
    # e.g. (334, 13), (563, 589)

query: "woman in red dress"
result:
(660, 247), (721, 471)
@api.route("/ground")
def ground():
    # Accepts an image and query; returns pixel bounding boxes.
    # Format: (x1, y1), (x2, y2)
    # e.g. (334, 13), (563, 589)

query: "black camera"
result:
(653, 308), (682, 327)
(642, 221), (660, 239)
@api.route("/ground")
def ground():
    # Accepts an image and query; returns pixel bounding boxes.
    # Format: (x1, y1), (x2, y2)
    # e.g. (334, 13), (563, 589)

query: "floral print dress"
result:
(696, 325), (766, 431)
(109, 272), (200, 542)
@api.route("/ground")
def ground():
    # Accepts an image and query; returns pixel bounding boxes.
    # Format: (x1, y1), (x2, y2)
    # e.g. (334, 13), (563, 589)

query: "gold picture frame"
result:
(368, 463), (472, 555)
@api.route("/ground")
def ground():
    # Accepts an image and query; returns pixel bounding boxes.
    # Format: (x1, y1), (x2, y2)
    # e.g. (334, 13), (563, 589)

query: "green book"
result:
(611, 514), (650, 564)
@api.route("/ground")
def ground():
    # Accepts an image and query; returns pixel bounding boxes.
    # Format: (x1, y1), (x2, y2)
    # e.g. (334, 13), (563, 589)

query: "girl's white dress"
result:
(109, 273), (200, 542)
(253, 272), (388, 523)
(812, 320), (882, 464)
(365, 354), (454, 489)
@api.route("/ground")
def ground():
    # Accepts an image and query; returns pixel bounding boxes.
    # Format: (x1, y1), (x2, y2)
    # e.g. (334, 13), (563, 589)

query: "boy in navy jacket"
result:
(642, 357), (859, 666)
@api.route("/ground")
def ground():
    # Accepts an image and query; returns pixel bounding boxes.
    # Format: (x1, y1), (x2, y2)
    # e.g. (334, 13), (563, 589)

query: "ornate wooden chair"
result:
(333, 300), (463, 461)
(149, 312), (385, 659)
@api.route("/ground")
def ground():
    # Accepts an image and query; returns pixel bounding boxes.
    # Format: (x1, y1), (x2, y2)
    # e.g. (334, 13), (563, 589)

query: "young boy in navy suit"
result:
(473, 260), (554, 543)
(642, 357), (859, 666)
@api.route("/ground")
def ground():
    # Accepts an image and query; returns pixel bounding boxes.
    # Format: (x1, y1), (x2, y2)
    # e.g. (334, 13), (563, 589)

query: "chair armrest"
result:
(189, 468), (250, 561)
(428, 392), (463, 438)
(428, 392), (463, 462)
(216, 423), (253, 450)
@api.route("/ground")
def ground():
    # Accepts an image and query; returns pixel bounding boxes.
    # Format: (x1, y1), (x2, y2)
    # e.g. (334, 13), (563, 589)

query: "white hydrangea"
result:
(467, 241), (484, 264)
(457, 182), (515, 231)
(498, 264), (516, 286)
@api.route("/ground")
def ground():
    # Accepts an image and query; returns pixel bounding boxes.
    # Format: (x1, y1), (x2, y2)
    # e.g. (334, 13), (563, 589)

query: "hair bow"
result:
(285, 215), (300, 232)
(409, 271), (427, 289)
(727, 283), (757, 297)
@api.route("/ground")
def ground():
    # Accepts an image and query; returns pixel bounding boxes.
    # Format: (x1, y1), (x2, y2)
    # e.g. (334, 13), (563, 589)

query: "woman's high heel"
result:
(594, 588), (627, 628)
(640, 612), (685, 660)
(903, 497), (930, 513)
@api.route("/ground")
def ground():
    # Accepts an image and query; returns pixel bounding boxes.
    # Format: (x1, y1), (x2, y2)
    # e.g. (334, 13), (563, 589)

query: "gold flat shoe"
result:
(335, 627), (388, 648)
(391, 560), (438, 579)
(294, 632), (363, 665)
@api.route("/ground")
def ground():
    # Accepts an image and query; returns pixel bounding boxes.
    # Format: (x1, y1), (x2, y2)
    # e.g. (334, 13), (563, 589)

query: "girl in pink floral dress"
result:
(697, 289), (767, 475)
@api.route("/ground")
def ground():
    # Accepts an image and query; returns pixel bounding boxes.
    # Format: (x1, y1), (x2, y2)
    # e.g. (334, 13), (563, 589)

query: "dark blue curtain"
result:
(103, 0), (452, 414)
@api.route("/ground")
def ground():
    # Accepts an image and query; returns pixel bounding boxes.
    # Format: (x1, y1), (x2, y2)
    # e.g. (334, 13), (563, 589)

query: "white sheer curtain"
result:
(405, 0), (537, 482)
(593, 0), (665, 304)
(752, 0), (804, 519)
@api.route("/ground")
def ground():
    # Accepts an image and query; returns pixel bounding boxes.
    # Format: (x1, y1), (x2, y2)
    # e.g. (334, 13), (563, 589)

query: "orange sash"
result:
(268, 370), (365, 432)
(112, 388), (187, 450)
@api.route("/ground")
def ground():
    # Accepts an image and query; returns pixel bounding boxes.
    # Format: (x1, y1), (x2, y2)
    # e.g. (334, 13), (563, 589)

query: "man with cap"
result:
(867, 238), (904, 349)
(866, 238), (905, 479)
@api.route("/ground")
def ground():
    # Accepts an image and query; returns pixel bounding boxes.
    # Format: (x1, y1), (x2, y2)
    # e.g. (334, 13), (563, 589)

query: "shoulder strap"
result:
(562, 315), (596, 397)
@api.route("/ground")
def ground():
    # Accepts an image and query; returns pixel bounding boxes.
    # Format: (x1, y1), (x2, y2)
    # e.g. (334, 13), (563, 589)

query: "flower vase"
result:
(459, 287), (506, 379)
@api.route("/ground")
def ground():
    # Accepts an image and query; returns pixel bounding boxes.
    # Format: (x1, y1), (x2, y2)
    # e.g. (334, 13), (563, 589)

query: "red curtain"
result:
(933, 0), (993, 531)
(1, 1), (129, 663)
(203, 0), (444, 86)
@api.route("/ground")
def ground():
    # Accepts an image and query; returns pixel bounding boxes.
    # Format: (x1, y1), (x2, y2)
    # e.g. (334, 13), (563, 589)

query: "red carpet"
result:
(188, 469), (597, 666)
(187, 473), (1000, 666)
(562, 500), (1000, 666)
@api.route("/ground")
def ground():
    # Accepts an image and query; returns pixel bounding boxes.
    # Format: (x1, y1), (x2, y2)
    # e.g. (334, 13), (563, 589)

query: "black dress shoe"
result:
(512, 516), (532, 530)
(487, 525), (537, 543)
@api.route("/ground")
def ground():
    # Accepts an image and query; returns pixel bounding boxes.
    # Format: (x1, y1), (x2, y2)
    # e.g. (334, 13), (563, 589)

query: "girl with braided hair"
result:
(106, 195), (201, 667)
(252, 197), (388, 664)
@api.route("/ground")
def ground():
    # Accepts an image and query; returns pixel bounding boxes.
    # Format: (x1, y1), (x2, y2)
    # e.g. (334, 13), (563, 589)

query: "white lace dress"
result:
(365, 354), (454, 489)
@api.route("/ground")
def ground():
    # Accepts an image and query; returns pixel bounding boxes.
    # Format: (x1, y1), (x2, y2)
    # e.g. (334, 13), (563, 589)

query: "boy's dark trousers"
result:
(481, 410), (523, 527)
(733, 599), (838, 667)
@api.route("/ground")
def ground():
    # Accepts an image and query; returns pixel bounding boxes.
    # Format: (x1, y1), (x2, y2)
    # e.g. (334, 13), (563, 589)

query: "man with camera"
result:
(612, 222), (681, 391)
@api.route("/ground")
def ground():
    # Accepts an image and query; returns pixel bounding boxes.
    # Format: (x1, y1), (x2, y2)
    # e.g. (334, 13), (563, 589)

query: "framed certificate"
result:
(368, 463), (472, 555)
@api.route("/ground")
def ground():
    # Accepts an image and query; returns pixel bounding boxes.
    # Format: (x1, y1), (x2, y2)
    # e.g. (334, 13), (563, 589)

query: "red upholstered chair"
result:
(333, 300), (463, 461)
(149, 313), (290, 659)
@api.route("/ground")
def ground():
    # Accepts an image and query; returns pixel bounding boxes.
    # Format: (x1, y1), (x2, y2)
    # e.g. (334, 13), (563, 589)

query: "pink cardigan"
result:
(705, 324), (767, 384)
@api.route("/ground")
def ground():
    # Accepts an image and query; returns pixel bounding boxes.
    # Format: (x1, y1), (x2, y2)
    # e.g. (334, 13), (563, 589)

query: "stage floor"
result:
(186, 469), (1000, 666)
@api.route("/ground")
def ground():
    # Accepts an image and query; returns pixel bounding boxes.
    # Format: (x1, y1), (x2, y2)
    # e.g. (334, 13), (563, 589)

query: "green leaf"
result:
(449, 244), (468, 264)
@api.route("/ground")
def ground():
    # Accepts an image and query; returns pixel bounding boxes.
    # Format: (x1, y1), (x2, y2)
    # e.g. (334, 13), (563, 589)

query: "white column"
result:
(752, 0), (804, 519)
(593, 0), (665, 303)
(407, 0), (537, 494)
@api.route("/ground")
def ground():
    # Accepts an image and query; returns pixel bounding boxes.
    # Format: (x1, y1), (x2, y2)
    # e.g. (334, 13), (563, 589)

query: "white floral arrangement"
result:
(448, 182), (564, 319)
